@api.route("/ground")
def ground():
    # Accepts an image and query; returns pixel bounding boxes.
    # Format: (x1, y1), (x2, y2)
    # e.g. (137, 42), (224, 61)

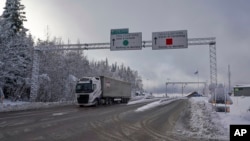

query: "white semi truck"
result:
(75, 76), (131, 106)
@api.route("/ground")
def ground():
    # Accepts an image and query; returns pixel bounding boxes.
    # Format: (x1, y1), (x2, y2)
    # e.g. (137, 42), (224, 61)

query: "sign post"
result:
(152, 30), (188, 50)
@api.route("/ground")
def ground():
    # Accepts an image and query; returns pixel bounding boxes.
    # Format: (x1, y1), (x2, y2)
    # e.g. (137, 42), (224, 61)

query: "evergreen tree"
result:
(0, 0), (32, 100)
(1, 0), (27, 39)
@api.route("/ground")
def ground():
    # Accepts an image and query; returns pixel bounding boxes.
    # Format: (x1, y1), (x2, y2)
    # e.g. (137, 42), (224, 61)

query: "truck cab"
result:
(75, 77), (102, 106)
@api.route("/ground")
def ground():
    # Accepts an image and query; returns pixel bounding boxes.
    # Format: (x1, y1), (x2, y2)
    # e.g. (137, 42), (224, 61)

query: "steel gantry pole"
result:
(209, 42), (217, 86)
(187, 37), (217, 87)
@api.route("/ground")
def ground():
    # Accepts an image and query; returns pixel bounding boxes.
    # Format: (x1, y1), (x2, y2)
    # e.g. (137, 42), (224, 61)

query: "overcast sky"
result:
(1, 0), (250, 93)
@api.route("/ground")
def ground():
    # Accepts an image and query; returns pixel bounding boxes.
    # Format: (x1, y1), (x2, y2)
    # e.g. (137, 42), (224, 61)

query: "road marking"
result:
(8, 121), (28, 127)
(52, 112), (65, 116)
(0, 121), (7, 127)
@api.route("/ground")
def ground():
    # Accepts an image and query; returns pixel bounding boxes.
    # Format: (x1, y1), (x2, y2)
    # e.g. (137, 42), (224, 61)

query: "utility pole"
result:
(228, 65), (231, 95)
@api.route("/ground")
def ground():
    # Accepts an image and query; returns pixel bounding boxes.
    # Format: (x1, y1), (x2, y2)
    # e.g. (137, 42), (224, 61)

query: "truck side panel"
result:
(100, 76), (131, 98)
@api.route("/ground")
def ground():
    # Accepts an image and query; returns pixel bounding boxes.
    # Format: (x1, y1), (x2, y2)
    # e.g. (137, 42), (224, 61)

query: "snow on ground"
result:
(127, 96), (159, 105)
(0, 99), (74, 112)
(185, 96), (250, 140)
(131, 93), (187, 112)
(183, 97), (228, 140)
(218, 96), (250, 131)
(1, 94), (158, 112)
(1, 93), (250, 140)
(0, 93), (178, 112)
(132, 94), (250, 140)
(135, 97), (181, 112)
(153, 93), (189, 98)
(130, 94), (188, 112)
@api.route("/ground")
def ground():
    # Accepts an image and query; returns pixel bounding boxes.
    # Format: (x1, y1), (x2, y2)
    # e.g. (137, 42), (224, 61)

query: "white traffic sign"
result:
(152, 30), (188, 50)
(110, 32), (142, 51)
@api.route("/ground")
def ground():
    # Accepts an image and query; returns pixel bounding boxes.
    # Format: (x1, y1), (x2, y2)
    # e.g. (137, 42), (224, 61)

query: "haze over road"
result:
(0, 99), (211, 141)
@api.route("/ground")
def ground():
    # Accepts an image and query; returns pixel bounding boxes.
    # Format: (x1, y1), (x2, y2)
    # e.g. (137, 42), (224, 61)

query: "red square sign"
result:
(166, 38), (173, 45)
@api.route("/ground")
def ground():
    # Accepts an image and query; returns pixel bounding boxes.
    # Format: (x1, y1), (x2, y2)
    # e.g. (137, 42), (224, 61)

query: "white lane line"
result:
(52, 112), (65, 116)
(0, 121), (7, 127)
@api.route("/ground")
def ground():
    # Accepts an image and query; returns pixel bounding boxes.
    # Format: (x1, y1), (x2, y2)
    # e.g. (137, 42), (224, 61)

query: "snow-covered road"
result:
(1, 95), (250, 140)
(0, 98), (198, 141)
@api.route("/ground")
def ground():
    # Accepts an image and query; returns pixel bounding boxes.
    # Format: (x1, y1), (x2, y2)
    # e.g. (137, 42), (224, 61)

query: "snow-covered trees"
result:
(33, 38), (91, 101)
(1, 0), (142, 102)
(1, 0), (27, 38)
(0, 0), (32, 100)
(34, 39), (142, 102)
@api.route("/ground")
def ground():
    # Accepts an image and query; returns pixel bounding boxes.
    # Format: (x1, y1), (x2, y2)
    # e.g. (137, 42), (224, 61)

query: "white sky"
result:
(1, 0), (250, 93)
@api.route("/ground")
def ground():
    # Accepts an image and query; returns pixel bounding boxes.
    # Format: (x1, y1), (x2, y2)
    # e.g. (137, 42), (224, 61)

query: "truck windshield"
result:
(75, 83), (93, 93)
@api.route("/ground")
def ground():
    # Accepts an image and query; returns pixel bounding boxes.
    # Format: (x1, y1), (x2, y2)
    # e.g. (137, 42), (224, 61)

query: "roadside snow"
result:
(0, 99), (75, 112)
(217, 96), (250, 132)
(181, 97), (228, 140)
(135, 97), (181, 112)
(133, 94), (250, 140)
(127, 96), (159, 105)
(183, 96), (250, 140)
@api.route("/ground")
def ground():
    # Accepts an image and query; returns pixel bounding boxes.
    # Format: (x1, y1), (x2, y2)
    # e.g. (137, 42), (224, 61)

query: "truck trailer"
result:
(75, 76), (131, 106)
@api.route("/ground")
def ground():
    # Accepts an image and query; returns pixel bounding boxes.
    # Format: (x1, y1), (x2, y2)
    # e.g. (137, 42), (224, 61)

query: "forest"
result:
(0, 0), (142, 102)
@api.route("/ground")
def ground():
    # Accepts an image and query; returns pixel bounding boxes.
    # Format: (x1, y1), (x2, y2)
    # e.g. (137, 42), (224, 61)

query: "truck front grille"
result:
(77, 95), (89, 104)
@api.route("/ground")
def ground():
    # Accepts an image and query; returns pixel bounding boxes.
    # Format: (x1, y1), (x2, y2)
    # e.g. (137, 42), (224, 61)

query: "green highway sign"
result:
(111, 28), (129, 35)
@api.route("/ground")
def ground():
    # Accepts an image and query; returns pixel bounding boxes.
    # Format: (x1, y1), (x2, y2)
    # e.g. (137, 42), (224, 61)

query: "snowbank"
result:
(0, 99), (75, 112)
(183, 96), (250, 140)
(182, 97), (228, 140)
(133, 95), (248, 140)
(218, 96), (250, 133)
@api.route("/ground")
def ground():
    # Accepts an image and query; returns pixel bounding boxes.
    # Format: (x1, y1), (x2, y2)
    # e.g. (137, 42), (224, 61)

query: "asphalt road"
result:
(0, 99), (196, 141)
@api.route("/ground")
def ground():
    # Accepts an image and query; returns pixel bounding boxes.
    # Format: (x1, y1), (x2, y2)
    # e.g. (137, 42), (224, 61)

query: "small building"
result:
(234, 85), (250, 96)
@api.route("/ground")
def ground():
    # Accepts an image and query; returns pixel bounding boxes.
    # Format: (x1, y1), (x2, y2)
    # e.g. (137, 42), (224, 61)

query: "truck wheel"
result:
(121, 98), (125, 103)
(105, 99), (109, 105)
(126, 98), (129, 103)
(110, 99), (113, 105)
(94, 99), (99, 107)
(105, 98), (110, 105)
